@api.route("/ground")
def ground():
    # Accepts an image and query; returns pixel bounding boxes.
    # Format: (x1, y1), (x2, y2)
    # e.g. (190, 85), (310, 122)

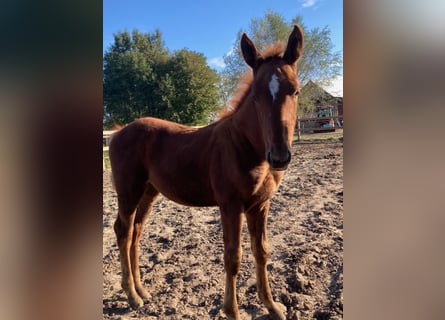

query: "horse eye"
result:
(294, 90), (300, 96)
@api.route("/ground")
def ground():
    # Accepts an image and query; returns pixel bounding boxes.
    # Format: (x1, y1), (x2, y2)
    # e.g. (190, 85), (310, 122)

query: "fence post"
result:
(297, 118), (301, 141)
(103, 130), (115, 171)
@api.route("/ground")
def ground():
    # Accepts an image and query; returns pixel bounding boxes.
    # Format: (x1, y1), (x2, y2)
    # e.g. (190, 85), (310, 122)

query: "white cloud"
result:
(301, 0), (317, 8)
(321, 76), (343, 97)
(208, 57), (226, 69)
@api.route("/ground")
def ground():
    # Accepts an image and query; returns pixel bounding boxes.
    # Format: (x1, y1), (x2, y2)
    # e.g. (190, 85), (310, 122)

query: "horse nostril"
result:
(266, 150), (291, 170)
(286, 150), (292, 163)
(267, 151), (272, 164)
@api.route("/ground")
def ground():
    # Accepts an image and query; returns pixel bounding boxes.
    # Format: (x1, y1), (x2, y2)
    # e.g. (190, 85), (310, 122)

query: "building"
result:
(298, 80), (343, 133)
(300, 80), (343, 117)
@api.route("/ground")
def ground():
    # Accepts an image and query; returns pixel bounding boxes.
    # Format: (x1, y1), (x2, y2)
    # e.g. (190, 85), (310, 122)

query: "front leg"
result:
(246, 201), (286, 320)
(220, 202), (244, 320)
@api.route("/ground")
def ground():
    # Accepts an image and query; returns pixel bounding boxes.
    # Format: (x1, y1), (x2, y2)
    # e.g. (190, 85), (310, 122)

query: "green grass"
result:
(103, 150), (110, 170)
(294, 128), (343, 143)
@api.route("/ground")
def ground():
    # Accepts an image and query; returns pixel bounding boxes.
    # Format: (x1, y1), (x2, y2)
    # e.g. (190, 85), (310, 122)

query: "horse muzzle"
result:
(266, 149), (291, 171)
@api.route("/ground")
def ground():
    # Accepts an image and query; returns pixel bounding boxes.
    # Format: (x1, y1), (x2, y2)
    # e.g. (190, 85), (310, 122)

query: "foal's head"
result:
(241, 25), (304, 170)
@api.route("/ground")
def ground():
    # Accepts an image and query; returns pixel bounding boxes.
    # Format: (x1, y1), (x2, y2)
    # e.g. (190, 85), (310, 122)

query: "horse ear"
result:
(241, 33), (262, 69)
(283, 25), (304, 65)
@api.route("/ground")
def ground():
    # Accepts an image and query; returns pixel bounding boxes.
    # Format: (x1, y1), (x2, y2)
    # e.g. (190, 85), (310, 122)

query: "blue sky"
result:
(103, 0), (343, 94)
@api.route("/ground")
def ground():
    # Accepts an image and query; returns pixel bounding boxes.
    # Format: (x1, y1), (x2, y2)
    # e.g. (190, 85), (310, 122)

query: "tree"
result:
(162, 50), (220, 125)
(103, 30), (168, 127)
(103, 29), (220, 128)
(221, 11), (342, 104)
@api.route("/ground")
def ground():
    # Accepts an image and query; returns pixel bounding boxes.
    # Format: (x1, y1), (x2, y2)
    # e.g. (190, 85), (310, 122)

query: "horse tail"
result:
(108, 124), (124, 190)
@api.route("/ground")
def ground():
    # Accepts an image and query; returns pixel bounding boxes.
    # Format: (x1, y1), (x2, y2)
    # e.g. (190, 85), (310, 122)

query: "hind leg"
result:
(130, 183), (159, 301)
(113, 173), (147, 309)
(114, 200), (142, 308)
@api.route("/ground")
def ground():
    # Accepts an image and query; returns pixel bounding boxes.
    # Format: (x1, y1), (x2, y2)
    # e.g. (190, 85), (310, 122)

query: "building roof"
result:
(301, 80), (343, 108)
(302, 80), (334, 99)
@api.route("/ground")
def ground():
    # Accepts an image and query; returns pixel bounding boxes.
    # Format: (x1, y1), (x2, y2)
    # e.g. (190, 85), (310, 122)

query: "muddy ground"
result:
(103, 139), (343, 320)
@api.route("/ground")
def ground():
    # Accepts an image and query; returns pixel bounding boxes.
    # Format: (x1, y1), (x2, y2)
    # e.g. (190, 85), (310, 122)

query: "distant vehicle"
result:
(314, 105), (336, 133)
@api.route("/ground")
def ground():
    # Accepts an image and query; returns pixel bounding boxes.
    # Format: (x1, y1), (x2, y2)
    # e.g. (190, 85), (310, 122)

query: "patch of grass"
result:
(294, 128), (343, 143)
(103, 150), (110, 170)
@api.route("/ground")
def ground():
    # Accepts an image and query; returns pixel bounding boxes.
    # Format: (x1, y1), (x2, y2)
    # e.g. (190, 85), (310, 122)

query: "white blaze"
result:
(268, 73), (279, 103)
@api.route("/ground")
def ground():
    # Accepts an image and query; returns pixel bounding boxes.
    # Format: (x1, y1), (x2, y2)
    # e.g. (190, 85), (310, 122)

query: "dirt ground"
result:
(103, 138), (343, 320)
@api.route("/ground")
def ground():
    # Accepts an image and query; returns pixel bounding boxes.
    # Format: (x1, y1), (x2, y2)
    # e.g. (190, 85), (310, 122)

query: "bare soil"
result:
(103, 139), (343, 320)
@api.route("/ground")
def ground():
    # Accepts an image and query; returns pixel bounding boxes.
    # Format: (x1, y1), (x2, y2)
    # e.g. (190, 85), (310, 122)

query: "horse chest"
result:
(242, 169), (282, 207)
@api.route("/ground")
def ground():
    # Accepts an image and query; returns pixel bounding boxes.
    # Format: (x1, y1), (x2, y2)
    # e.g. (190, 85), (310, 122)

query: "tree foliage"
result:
(103, 30), (220, 128)
(221, 11), (342, 105)
(163, 50), (220, 124)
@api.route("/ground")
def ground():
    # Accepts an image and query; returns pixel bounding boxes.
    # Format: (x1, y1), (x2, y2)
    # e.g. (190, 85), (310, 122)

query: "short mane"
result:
(218, 42), (285, 120)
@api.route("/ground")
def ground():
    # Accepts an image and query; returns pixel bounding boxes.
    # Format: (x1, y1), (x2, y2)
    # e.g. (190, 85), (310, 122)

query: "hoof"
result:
(268, 302), (286, 320)
(223, 307), (240, 320)
(269, 312), (286, 320)
(136, 286), (150, 301)
(128, 295), (144, 309)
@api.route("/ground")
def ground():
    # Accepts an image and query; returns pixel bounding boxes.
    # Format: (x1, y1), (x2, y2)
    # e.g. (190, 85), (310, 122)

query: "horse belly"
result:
(149, 173), (217, 207)
(165, 192), (216, 207)
(145, 130), (217, 207)
(159, 187), (216, 207)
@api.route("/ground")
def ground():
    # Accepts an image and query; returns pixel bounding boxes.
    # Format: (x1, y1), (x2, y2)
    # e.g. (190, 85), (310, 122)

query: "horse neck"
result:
(230, 92), (266, 158)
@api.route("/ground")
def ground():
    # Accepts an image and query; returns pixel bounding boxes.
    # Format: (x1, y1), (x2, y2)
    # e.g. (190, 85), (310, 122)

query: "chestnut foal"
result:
(109, 25), (303, 319)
